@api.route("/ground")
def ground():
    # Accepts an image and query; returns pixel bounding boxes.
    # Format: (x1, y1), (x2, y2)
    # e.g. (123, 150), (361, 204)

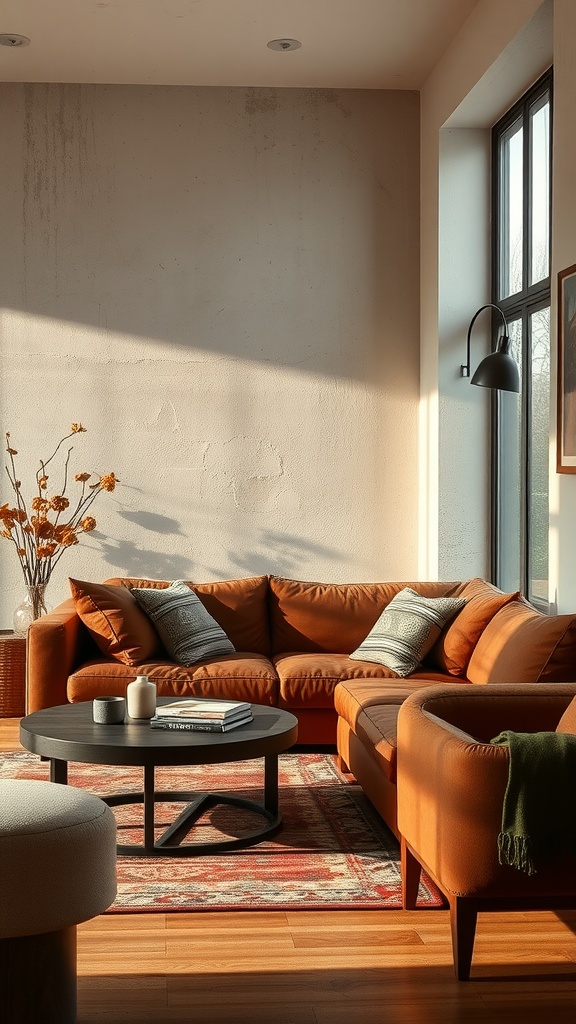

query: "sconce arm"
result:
(461, 303), (509, 378)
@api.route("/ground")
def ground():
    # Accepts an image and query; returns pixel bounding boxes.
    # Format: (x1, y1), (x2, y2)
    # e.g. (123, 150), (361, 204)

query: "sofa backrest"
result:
(268, 577), (458, 656)
(466, 597), (576, 684)
(106, 576), (271, 656)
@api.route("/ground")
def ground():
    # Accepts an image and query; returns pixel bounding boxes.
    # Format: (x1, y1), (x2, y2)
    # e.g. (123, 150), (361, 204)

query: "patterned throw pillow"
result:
(349, 587), (466, 677)
(131, 580), (235, 666)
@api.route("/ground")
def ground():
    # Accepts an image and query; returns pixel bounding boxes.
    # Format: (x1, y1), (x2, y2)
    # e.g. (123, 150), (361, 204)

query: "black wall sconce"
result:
(461, 303), (520, 394)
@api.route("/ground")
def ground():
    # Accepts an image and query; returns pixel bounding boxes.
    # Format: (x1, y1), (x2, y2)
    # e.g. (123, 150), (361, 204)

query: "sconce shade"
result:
(461, 303), (520, 394)
(471, 348), (520, 393)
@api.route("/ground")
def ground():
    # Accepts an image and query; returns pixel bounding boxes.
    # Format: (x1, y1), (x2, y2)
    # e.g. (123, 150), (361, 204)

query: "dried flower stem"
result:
(0, 425), (118, 588)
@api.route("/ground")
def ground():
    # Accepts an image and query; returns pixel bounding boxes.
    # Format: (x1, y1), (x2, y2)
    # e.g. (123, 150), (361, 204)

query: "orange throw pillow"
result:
(430, 578), (519, 677)
(69, 578), (162, 665)
(556, 696), (576, 734)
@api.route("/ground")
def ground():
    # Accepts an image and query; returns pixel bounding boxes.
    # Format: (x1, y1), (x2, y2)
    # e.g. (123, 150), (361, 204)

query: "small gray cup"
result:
(93, 695), (126, 724)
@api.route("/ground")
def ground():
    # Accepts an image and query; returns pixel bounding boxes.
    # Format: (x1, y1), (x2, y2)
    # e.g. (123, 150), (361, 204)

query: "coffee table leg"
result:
(50, 758), (68, 785)
(264, 753), (278, 816)
(143, 764), (155, 852)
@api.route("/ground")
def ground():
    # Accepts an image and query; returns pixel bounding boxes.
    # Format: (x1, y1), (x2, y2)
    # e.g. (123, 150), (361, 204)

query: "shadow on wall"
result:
(95, 519), (349, 583)
(117, 511), (184, 536)
(210, 529), (350, 581)
(94, 532), (194, 581)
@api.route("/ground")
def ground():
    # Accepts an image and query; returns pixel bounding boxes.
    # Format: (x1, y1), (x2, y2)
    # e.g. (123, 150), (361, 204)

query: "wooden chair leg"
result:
(401, 836), (422, 910)
(449, 896), (478, 981)
(336, 754), (351, 774)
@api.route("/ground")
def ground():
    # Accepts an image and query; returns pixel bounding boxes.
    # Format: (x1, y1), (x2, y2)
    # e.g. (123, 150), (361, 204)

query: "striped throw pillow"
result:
(131, 581), (235, 666)
(349, 587), (465, 677)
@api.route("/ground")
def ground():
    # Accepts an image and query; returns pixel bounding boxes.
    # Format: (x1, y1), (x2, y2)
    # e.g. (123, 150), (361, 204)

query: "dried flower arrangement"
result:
(0, 423), (118, 594)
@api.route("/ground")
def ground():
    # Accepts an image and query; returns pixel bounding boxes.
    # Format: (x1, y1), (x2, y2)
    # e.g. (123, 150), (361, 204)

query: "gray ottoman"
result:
(0, 779), (117, 1024)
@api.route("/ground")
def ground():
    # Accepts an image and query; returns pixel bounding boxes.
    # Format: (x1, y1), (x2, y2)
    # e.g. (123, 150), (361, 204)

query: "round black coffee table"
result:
(19, 701), (298, 857)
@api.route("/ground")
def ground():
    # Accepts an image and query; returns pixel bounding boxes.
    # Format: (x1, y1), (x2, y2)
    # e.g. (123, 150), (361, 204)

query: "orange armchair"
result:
(396, 683), (576, 979)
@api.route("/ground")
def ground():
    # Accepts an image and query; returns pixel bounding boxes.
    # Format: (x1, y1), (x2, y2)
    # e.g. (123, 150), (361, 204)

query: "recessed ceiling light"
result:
(267, 38), (301, 52)
(0, 33), (30, 47)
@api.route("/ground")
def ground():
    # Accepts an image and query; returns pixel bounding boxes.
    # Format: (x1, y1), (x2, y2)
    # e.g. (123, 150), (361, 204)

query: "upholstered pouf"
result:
(0, 779), (117, 1024)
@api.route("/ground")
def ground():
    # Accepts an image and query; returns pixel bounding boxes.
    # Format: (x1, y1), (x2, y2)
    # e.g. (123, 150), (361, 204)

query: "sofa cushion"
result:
(556, 697), (576, 734)
(352, 704), (401, 783)
(132, 581), (235, 665)
(273, 651), (460, 710)
(193, 575), (270, 655)
(349, 588), (465, 677)
(69, 578), (162, 666)
(334, 676), (461, 726)
(67, 654), (279, 706)
(336, 679), (401, 731)
(107, 576), (270, 656)
(273, 653), (402, 709)
(334, 676), (468, 783)
(466, 599), (576, 684)
(336, 679), (426, 784)
(268, 576), (457, 656)
(429, 578), (519, 677)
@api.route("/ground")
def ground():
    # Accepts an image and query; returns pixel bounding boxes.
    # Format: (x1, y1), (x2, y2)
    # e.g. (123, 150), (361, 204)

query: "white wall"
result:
(0, 84), (420, 623)
(419, 0), (552, 581)
(437, 127), (491, 578)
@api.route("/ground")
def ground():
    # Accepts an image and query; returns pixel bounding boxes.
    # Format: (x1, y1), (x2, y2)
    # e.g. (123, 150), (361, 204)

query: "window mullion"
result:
(521, 307), (530, 596)
(524, 94), (532, 296)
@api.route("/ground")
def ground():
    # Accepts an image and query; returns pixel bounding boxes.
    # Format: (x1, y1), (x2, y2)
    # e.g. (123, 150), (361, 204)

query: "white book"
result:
(154, 698), (251, 720)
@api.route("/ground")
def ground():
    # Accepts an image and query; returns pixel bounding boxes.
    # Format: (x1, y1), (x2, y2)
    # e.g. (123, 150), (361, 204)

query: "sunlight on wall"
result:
(417, 386), (438, 580)
(0, 305), (416, 621)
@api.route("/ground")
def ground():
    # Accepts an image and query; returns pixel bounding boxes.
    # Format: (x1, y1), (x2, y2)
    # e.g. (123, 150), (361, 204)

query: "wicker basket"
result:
(0, 630), (27, 717)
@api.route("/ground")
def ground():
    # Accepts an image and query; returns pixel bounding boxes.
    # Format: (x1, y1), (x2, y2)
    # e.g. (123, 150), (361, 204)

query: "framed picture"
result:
(557, 262), (576, 473)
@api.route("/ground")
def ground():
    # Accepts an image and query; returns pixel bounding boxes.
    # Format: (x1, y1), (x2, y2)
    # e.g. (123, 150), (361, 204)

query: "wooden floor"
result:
(4, 719), (576, 1023)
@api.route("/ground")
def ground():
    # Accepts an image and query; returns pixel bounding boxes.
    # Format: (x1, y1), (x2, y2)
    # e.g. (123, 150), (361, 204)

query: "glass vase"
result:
(13, 584), (51, 637)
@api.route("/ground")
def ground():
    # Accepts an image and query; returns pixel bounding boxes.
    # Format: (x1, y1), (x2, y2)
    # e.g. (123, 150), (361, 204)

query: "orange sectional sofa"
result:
(28, 575), (459, 744)
(27, 575), (576, 831)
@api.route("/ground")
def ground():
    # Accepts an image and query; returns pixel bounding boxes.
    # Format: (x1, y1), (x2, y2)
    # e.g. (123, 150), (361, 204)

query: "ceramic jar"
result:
(126, 674), (157, 720)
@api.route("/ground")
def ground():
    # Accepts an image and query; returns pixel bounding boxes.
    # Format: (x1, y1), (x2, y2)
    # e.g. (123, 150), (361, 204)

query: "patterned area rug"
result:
(1, 750), (443, 912)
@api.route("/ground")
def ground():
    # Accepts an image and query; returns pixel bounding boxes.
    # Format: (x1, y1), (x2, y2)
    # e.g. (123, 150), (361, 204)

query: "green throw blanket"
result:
(490, 730), (576, 875)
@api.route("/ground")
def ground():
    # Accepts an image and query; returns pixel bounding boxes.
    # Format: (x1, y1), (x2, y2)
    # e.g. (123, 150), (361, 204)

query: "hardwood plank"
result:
(292, 927), (425, 948)
(313, 1001), (494, 1024)
(166, 966), (481, 1001)
(286, 908), (435, 927)
(79, 975), (167, 1008)
(0, 717), (22, 750)
(78, 933), (168, 964)
(166, 910), (290, 930)
(81, 913), (168, 932)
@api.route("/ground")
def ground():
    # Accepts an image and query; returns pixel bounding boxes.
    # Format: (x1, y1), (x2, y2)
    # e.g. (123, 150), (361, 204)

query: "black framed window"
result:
(492, 70), (552, 608)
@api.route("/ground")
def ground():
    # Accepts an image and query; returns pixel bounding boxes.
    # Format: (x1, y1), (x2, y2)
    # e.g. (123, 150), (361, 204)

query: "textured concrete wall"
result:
(0, 84), (420, 622)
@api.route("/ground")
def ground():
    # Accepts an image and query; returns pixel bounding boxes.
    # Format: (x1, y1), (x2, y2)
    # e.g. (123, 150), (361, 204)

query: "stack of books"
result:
(150, 698), (253, 732)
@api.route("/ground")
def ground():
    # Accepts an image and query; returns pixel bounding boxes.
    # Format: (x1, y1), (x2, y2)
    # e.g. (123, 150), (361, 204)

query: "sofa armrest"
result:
(409, 682), (576, 741)
(27, 599), (85, 712)
(396, 683), (576, 896)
